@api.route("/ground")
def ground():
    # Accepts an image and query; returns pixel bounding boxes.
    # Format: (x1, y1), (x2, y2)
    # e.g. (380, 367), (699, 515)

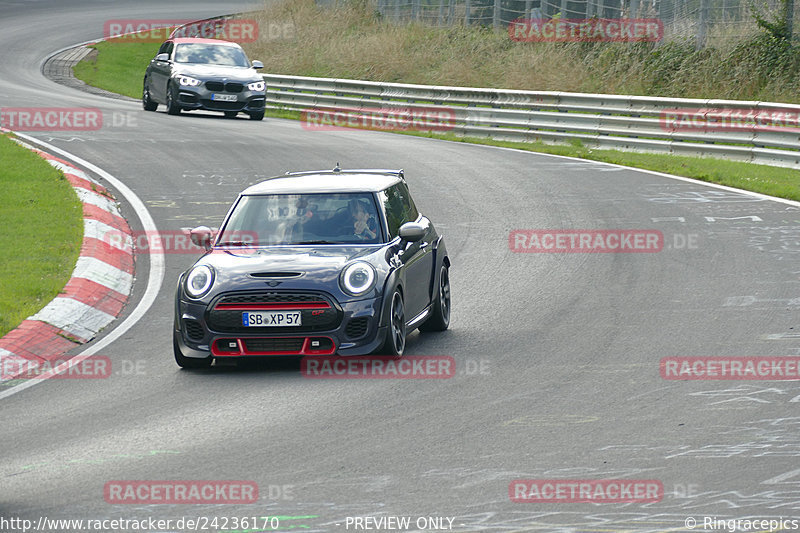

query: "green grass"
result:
(0, 134), (83, 338)
(74, 38), (160, 99)
(71, 21), (800, 203)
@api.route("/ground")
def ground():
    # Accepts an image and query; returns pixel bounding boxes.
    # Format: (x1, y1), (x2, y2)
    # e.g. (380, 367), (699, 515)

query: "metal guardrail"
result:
(263, 73), (800, 169)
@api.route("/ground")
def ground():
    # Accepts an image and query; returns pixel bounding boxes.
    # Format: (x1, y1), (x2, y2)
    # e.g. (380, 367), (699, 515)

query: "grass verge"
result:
(0, 134), (83, 338)
(74, 38), (160, 99)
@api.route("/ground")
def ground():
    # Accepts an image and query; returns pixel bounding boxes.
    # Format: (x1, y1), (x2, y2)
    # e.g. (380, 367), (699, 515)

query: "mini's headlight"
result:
(247, 80), (265, 91)
(178, 76), (201, 87)
(185, 265), (214, 298)
(339, 261), (376, 297)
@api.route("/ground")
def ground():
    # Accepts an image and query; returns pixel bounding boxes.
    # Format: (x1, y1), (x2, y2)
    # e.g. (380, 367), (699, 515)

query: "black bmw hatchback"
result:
(173, 167), (451, 368)
(142, 37), (266, 120)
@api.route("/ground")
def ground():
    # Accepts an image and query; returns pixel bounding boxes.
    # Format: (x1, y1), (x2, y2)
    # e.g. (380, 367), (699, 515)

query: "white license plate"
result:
(242, 311), (301, 327)
(212, 93), (237, 102)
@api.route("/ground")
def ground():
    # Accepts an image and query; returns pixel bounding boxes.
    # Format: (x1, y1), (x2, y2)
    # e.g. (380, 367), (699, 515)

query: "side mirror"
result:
(398, 222), (425, 243)
(251, 60), (264, 69)
(155, 53), (170, 62)
(190, 226), (214, 251)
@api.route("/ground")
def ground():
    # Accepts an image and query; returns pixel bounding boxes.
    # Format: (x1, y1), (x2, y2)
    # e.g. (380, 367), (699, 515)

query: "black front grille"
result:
(219, 292), (326, 305)
(205, 82), (244, 92)
(244, 337), (304, 353)
(207, 291), (342, 333)
(184, 319), (204, 340)
(345, 317), (369, 339)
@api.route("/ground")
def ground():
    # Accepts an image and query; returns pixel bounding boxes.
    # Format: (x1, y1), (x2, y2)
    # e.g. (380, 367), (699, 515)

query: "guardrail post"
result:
(465, 0), (471, 25)
(494, 0), (501, 27)
(696, 0), (709, 48)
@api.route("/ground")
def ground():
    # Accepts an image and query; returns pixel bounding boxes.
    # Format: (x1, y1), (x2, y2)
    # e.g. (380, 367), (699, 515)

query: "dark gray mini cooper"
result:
(173, 167), (451, 368)
(142, 37), (266, 120)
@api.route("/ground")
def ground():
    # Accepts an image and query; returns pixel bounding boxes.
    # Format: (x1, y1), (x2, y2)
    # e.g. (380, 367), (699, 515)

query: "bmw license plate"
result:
(212, 93), (237, 102)
(242, 311), (301, 327)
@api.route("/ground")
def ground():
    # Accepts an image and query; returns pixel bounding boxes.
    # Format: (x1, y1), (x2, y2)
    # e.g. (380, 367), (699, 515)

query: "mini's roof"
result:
(170, 37), (242, 46)
(241, 169), (404, 195)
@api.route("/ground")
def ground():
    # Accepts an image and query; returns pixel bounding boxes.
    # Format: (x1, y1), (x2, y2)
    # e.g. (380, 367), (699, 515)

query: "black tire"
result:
(377, 290), (405, 356)
(420, 263), (450, 332)
(173, 334), (212, 369)
(224, 111), (238, 119)
(142, 81), (157, 111)
(166, 84), (181, 115)
(248, 110), (264, 121)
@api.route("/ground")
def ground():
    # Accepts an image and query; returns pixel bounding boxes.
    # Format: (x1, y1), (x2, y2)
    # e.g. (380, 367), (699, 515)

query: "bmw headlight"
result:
(185, 265), (214, 298)
(247, 80), (265, 91)
(178, 76), (201, 87)
(339, 261), (376, 297)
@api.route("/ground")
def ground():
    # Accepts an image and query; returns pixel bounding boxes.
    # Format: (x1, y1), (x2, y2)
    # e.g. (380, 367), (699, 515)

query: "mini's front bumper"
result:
(175, 294), (387, 359)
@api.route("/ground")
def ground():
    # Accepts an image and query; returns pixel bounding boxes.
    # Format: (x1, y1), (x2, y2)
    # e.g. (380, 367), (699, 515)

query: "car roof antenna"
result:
(333, 162), (341, 173)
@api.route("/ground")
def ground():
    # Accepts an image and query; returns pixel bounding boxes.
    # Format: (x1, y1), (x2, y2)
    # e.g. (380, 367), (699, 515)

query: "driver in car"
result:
(349, 199), (378, 240)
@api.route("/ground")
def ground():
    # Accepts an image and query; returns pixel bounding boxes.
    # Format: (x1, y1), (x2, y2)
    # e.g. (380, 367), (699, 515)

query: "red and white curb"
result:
(0, 139), (134, 382)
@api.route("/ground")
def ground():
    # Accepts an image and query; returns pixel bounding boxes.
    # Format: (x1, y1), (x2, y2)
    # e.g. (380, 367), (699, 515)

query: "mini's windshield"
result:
(218, 193), (383, 246)
(174, 43), (250, 67)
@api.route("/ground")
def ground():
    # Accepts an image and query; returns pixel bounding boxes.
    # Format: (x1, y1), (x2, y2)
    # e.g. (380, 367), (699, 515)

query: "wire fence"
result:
(316, 0), (799, 47)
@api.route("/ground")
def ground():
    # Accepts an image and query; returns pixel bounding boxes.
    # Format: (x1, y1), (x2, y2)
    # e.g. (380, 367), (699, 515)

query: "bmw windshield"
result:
(174, 43), (251, 67)
(218, 193), (383, 246)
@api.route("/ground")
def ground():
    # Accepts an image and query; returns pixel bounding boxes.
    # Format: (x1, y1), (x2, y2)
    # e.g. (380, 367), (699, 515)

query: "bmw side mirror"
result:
(155, 53), (170, 62)
(398, 222), (425, 243)
(251, 60), (264, 69)
(190, 226), (214, 251)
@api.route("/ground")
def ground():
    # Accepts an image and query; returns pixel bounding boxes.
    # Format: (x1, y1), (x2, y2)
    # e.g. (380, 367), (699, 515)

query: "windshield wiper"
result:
(295, 240), (338, 245)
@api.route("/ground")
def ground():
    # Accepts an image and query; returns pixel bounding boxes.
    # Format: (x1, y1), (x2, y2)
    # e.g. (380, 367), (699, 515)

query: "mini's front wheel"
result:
(377, 290), (405, 356)
(420, 263), (450, 332)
